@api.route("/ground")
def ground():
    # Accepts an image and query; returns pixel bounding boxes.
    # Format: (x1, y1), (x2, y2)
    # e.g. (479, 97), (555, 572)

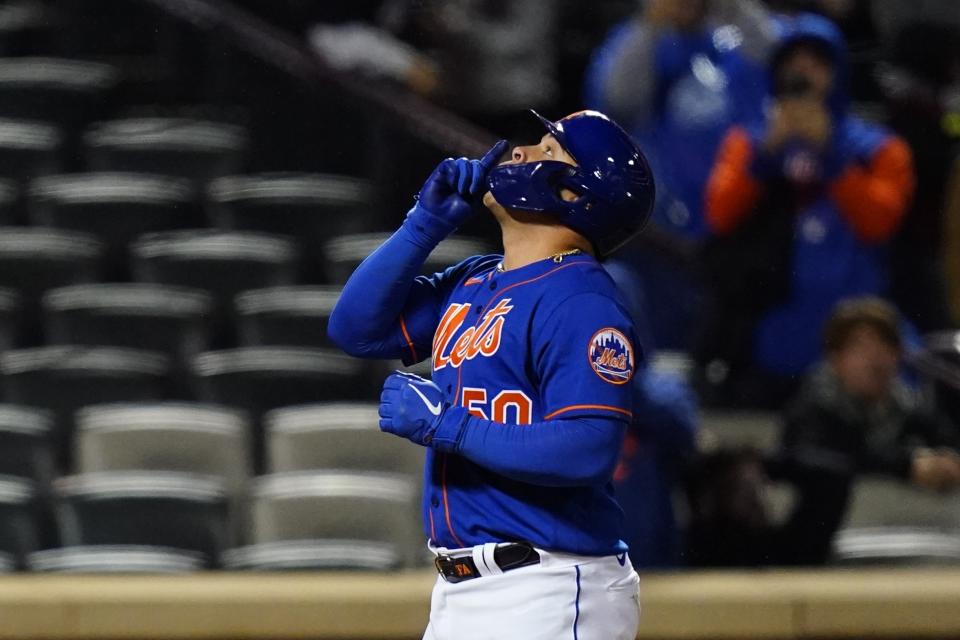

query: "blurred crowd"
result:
(287, 0), (960, 570)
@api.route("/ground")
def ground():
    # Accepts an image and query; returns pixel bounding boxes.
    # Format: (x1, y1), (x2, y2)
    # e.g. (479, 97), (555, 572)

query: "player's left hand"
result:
(379, 371), (449, 446)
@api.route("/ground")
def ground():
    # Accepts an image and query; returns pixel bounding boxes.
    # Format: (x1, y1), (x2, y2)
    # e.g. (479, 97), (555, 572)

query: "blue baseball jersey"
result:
(394, 252), (639, 555)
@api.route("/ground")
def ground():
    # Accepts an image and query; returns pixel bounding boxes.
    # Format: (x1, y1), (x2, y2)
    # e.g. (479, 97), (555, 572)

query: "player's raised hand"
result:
(404, 139), (508, 246)
(379, 371), (449, 446)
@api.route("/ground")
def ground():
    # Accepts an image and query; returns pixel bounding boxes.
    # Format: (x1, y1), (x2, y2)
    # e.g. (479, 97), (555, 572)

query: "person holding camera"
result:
(699, 12), (915, 407)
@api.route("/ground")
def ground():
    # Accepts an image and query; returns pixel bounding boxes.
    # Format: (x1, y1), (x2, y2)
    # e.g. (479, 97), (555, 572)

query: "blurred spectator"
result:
(774, 297), (960, 565)
(584, 0), (772, 351)
(684, 446), (777, 566)
(876, 21), (960, 331)
(378, 0), (559, 141)
(700, 13), (915, 407)
(585, 0), (772, 240)
(606, 260), (698, 569)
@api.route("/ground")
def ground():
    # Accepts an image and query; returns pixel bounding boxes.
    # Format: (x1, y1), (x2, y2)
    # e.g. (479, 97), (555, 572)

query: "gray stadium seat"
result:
(235, 286), (340, 348)
(75, 403), (251, 499)
(833, 528), (960, 566)
(54, 471), (229, 566)
(0, 57), (118, 126)
(43, 284), (213, 366)
(222, 540), (401, 572)
(0, 346), (171, 469)
(84, 117), (248, 184)
(191, 348), (367, 471)
(322, 233), (490, 285)
(209, 173), (375, 280)
(0, 550), (13, 573)
(249, 471), (421, 566)
(131, 230), (299, 341)
(191, 347), (368, 412)
(0, 228), (103, 342)
(0, 404), (52, 482)
(698, 410), (782, 455)
(265, 403), (423, 475)
(0, 118), (63, 181)
(0, 287), (19, 351)
(0, 2), (53, 58)
(832, 476), (960, 565)
(0, 475), (38, 567)
(29, 173), (198, 276)
(27, 545), (205, 573)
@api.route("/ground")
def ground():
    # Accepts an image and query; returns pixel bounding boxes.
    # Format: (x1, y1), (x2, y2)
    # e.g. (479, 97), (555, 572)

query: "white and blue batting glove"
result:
(378, 371), (465, 451)
(404, 139), (508, 247)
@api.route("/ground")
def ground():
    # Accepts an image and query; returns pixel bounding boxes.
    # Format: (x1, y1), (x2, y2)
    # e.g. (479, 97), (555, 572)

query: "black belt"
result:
(435, 542), (541, 583)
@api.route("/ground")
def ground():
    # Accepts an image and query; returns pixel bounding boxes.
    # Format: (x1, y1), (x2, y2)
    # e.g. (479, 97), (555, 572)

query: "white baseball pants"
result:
(423, 544), (640, 640)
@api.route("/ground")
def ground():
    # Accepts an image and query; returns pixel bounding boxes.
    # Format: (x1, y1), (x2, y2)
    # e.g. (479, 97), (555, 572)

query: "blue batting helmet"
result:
(487, 110), (655, 258)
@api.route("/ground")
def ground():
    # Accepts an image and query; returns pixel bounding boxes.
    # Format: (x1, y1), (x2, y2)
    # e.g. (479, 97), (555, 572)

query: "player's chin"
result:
(482, 190), (505, 217)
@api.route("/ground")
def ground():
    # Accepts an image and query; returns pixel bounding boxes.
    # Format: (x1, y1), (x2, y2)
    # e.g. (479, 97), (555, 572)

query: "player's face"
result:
(482, 134), (578, 212)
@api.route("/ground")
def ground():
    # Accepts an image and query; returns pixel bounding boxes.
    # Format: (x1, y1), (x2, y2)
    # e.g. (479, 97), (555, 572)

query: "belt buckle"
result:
(434, 553), (476, 583)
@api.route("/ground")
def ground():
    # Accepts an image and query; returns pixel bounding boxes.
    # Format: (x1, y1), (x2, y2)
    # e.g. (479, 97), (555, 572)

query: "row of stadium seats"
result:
(0, 402), (425, 570)
(0, 228), (488, 345)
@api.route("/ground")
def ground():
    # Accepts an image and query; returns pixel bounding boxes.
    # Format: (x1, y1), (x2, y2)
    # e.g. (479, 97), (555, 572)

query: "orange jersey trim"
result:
(441, 453), (465, 548)
(398, 314), (418, 362)
(543, 404), (633, 420)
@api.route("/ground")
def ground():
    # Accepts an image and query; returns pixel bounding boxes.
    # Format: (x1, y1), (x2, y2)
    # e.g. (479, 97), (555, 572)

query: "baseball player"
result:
(328, 110), (654, 639)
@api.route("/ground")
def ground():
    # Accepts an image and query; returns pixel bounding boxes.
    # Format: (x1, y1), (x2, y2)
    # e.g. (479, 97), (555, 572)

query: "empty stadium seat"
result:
(29, 173), (198, 275)
(0, 404), (52, 482)
(0, 57), (118, 126)
(27, 545), (206, 573)
(75, 403), (251, 499)
(235, 286), (340, 348)
(131, 230), (299, 339)
(833, 528), (960, 566)
(84, 117), (248, 184)
(322, 233), (490, 285)
(191, 348), (367, 471)
(209, 173), (375, 279)
(265, 403), (423, 475)
(54, 471), (229, 565)
(0, 346), (171, 469)
(249, 471), (421, 565)
(698, 410), (782, 455)
(222, 540), (401, 571)
(0, 287), (19, 351)
(0, 551), (13, 573)
(0, 228), (103, 343)
(0, 475), (38, 567)
(832, 476), (960, 564)
(43, 284), (213, 365)
(0, 118), (63, 181)
(192, 347), (368, 412)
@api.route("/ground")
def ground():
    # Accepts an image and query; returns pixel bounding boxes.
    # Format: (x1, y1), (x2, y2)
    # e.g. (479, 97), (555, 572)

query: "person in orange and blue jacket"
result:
(700, 12), (915, 407)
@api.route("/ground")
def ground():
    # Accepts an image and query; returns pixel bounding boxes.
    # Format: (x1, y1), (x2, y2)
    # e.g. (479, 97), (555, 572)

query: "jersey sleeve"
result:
(395, 255), (500, 365)
(532, 291), (640, 422)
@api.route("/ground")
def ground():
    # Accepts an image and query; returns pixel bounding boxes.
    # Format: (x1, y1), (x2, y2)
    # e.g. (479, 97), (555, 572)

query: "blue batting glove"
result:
(403, 139), (508, 247)
(379, 371), (466, 450)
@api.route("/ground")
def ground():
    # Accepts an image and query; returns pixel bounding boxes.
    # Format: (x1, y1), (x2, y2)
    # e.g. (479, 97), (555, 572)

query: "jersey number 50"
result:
(461, 387), (532, 425)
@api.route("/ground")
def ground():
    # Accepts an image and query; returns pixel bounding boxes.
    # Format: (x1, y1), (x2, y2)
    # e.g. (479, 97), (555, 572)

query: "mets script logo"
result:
(433, 299), (514, 371)
(588, 328), (635, 385)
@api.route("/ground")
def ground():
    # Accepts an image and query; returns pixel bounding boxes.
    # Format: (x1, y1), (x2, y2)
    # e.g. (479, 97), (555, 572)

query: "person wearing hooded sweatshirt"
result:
(701, 12), (915, 406)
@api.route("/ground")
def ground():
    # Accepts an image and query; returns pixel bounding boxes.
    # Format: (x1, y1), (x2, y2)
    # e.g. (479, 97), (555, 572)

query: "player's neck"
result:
(498, 216), (592, 272)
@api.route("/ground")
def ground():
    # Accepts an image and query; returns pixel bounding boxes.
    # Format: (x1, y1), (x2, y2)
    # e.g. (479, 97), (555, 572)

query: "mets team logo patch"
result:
(588, 328), (635, 385)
